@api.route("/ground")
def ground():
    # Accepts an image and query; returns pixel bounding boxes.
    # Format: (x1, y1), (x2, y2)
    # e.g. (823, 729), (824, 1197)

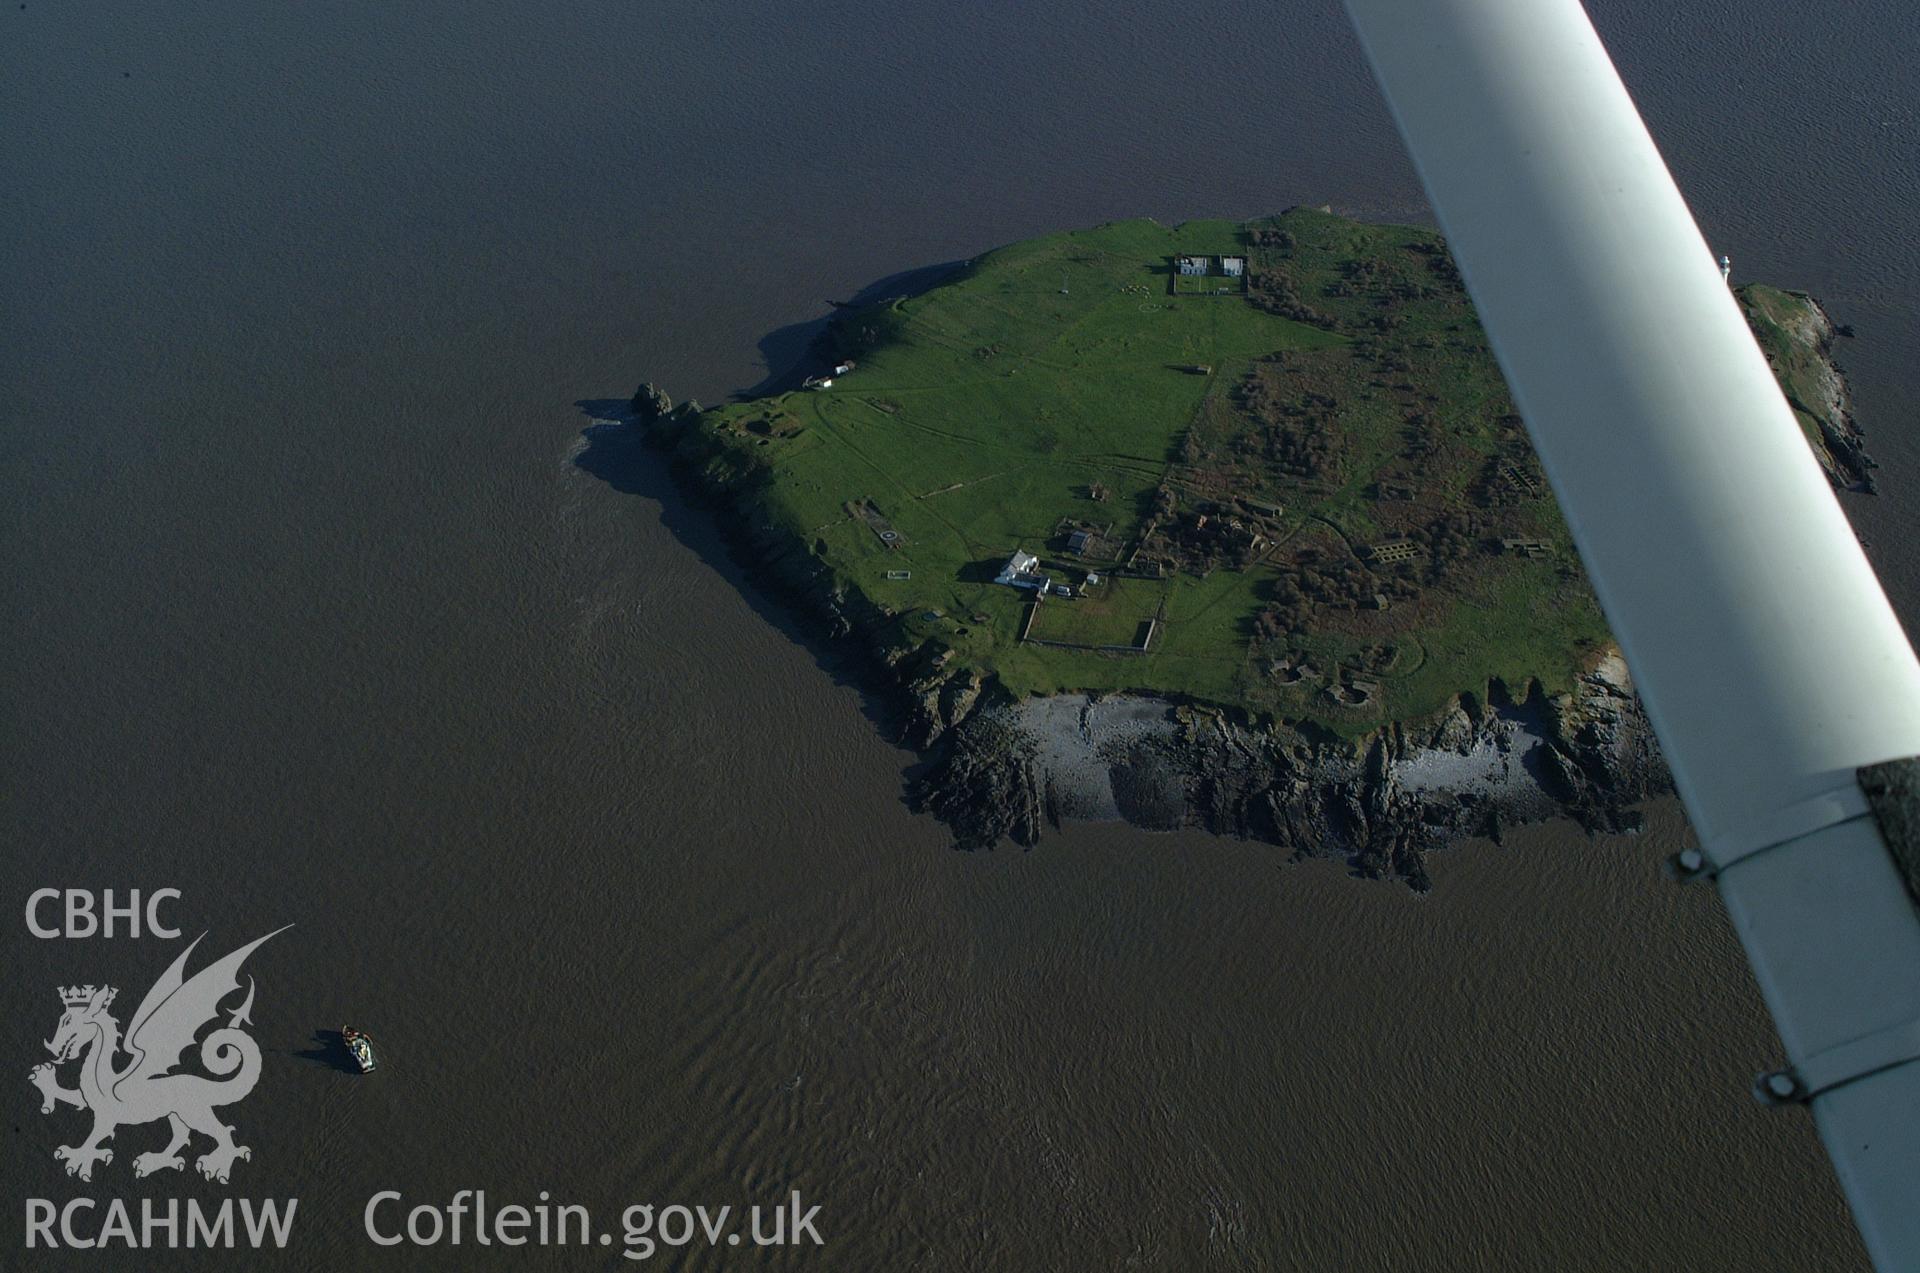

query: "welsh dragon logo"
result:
(27, 928), (288, 1184)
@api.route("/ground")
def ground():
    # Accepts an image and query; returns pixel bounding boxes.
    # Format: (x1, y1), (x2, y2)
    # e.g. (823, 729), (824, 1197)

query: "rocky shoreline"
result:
(1751, 289), (1878, 493)
(611, 389), (1673, 891)
(910, 654), (1667, 891)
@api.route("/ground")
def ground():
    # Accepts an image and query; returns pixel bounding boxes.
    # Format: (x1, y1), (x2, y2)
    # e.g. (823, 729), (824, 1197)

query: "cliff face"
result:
(907, 654), (1666, 891)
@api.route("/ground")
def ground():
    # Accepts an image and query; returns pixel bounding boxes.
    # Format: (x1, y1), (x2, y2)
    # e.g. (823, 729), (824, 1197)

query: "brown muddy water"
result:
(6, 0), (1916, 1267)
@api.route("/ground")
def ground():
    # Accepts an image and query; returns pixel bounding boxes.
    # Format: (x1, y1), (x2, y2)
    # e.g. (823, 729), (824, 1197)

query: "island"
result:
(618, 208), (1873, 888)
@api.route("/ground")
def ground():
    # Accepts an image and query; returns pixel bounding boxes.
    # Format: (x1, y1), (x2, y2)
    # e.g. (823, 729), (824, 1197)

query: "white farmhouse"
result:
(995, 549), (1052, 593)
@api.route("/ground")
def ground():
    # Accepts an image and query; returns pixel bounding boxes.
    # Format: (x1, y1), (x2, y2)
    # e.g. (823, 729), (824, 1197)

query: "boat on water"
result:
(341, 1026), (378, 1073)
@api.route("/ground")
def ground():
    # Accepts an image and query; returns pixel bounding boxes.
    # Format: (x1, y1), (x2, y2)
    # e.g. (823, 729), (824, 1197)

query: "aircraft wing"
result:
(1338, 1), (1920, 1266)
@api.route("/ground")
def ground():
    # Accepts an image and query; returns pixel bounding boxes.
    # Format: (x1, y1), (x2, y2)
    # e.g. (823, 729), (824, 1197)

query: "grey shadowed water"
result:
(5, 1), (1912, 1267)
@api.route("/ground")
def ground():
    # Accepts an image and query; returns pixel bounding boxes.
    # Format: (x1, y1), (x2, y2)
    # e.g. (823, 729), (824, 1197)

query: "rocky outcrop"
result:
(908, 655), (1668, 891)
(1745, 291), (1878, 494)
(911, 689), (1045, 849)
(900, 652), (986, 751)
(1797, 299), (1877, 494)
(631, 381), (674, 423)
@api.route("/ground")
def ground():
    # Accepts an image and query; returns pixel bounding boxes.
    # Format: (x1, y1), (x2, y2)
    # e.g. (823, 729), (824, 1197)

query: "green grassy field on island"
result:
(674, 208), (1837, 736)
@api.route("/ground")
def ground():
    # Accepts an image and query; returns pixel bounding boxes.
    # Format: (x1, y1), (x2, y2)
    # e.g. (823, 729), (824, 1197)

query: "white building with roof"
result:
(995, 549), (1051, 592)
